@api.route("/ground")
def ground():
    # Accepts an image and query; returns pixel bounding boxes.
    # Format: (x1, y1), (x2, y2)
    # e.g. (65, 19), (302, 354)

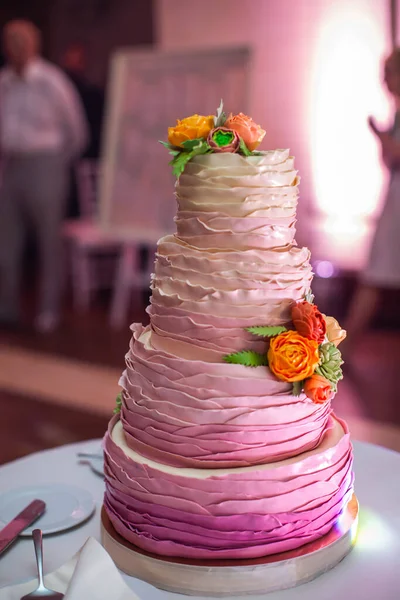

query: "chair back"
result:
(75, 159), (99, 218)
(99, 46), (251, 242)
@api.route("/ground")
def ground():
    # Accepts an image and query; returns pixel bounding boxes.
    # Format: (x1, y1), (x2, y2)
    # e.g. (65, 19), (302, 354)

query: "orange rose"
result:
(292, 301), (326, 344)
(224, 112), (266, 151)
(323, 314), (347, 347)
(168, 114), (214, 148)
(267, 331), (320, 382)
(304, 374), (333, 404)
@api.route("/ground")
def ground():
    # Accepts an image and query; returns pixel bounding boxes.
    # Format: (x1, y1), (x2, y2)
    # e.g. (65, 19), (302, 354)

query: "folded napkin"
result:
(1, 537), (140, 600)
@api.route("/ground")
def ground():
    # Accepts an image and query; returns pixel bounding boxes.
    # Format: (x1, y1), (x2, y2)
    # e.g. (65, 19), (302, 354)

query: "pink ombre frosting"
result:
(120, 324), (331, 467)
(150, 151), (311, 357)
(103, 415), (354, 559)
(116, 152), (324, 468)
(105, 150), (354, 560)
(151, 234), (312, 355)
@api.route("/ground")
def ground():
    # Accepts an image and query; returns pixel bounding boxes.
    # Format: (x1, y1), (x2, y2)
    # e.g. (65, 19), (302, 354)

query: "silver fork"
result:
(76, 452), (103, 459)
(21, 529), (64, 599)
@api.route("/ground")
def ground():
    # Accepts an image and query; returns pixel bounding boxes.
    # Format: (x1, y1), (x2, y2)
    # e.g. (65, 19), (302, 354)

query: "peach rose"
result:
(267, 331), (320, 383)
(323, 314), (347, 347)
(292, 301), (326, 344)
(168, 114), (214, 148)
(304, 374), (333, 404)
(224, 112), (266, 151)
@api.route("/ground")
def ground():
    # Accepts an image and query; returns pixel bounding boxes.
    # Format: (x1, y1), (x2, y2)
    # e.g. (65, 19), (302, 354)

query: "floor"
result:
(1, 278), (400, 464)
(0, 389), (109, 465)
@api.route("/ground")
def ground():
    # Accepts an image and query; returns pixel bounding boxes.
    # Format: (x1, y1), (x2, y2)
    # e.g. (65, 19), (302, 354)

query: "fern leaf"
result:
(223, 350), (268, 367)
(246, 325), (287, 337)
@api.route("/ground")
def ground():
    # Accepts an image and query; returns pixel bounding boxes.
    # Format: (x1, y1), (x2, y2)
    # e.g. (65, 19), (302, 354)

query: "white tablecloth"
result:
(0, 439), (399, 599)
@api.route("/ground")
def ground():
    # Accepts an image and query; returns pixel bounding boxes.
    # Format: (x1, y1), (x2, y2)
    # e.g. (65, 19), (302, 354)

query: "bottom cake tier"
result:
(101, 494), (358, 596)
(103, 414), (354, 561)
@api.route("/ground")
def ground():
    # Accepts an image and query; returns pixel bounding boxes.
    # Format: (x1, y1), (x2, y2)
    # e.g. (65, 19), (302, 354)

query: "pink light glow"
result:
(309, 0), (391, 269)
(314, 260), (335, 278)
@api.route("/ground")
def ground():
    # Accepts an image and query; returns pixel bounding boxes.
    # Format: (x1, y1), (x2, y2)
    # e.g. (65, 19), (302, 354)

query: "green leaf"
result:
(239, 137), (252, 156)
(305, 290), (315, 304)
(246, 325), (287, 337)
(170, 139), (211, 178)
(159, 140), (181, 158)
(159, 140), (180, 151)
(292, 381), (303, 396)
(113, 392), (122, 414)
(223, 350), (268, 367)
(181, 137), (205, 151)
(170, 153), (189, 178)
(214, 98), (226, 127)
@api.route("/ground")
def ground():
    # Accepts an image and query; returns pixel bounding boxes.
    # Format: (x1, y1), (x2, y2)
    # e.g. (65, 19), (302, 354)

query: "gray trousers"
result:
(0, 153), (68, 319)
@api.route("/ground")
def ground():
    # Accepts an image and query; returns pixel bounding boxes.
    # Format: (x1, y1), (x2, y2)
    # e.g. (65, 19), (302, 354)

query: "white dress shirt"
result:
(0, 57), (89, 156)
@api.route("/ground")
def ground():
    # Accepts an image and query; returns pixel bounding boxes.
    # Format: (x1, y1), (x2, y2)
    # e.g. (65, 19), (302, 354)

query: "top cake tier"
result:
(175, 150), (299, 250)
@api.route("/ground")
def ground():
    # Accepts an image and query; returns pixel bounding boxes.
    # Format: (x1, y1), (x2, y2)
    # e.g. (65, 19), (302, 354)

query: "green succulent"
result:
(316, 342), (343, 390)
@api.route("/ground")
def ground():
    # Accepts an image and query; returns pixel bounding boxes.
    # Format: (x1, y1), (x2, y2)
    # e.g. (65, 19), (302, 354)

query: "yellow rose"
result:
(267, 331), (320, 383)
(168, 114), (214, 148)
(322, 315), (347, 347)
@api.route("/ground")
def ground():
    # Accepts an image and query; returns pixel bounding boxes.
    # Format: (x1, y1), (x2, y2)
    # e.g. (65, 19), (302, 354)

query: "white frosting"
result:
(175, 152), (299, 251)
(111, 417), (345, 479)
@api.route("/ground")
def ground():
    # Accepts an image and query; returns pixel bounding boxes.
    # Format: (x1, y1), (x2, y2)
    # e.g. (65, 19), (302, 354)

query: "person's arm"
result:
(368, 116), (400, 169)
(53, 69), (90, 159)
(380, 134), (400, 168)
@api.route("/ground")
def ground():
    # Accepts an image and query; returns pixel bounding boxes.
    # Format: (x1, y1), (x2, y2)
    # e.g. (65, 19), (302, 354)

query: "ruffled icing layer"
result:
(119, 324), (331, 468)
(105, 151), (352, 559)
(151, 235), (312, 355)
(175, 152), (299, 250)
(104, 415), (354, 560)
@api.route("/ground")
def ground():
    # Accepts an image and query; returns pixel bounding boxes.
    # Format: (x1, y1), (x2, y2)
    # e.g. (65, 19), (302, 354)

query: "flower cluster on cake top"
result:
(224, 294), (347, 404)
(160, 100), (266, 177)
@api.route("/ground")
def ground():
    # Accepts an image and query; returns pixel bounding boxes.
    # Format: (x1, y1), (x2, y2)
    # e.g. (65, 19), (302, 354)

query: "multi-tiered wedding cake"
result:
(102, 105), (354, 589)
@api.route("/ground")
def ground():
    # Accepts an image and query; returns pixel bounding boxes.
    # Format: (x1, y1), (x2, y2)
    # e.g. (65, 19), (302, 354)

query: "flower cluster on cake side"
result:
(224, 296), (346, 403)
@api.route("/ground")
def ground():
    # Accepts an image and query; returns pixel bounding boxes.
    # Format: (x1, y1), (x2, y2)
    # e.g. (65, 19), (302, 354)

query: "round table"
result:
(0, 439), (399, 600)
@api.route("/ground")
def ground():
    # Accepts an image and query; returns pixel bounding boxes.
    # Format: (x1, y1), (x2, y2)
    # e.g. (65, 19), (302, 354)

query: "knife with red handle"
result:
(0, 499), (46, 556)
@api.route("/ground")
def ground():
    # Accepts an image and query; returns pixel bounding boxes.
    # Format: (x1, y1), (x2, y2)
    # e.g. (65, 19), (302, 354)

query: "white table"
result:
(0, 439), (400, 600)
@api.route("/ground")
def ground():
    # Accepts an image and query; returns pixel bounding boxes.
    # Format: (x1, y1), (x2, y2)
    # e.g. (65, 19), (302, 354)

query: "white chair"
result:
(62, 159), (123, 311)
(110, 238), (158, 329)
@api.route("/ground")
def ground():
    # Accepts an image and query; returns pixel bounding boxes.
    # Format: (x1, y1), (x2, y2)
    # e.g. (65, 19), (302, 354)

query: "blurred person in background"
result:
(0, 20), (88, 332)
(345, 49), (400, 348)
(60, 42), (104, 218)
(61, 42), (104, 161)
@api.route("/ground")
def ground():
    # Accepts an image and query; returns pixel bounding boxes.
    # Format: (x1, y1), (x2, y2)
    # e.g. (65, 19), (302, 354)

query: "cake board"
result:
(101, 495), (358, 597)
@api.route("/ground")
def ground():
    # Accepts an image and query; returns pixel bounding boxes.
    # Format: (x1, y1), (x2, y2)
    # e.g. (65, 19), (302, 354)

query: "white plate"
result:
(0, 483), (95, 536)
